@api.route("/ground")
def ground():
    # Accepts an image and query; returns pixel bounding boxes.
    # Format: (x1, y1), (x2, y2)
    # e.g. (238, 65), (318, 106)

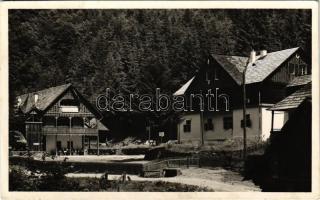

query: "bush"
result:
(9, 165), (39, 191)
(10, 164), (212, 191)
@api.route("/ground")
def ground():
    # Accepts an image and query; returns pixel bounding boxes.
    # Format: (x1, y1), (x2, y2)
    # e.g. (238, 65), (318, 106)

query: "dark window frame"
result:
(223, 116), (233, 130)
(183, 119), (191, 133)
(204, 118), (214, 131)
(241, 114), (252, 128)
(60, 99), (80, 107)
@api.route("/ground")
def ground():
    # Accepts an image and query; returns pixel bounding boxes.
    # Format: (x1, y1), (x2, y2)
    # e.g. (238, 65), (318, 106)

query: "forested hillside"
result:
(9, 9), (311, 139)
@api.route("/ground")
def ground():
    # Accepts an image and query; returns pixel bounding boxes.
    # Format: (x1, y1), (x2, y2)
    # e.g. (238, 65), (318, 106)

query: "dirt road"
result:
(66, 167), (261, 192)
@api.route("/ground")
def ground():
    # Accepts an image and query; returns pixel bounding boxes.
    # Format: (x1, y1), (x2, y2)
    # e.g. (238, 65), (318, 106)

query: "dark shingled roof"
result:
(287, 75), (311, 87)
(212, 47), (300, 85)
(269, 83), (311, 111)
(17, 84), (71, 114)
(17, 84), (109, 131)
(211, 55), (246, 85)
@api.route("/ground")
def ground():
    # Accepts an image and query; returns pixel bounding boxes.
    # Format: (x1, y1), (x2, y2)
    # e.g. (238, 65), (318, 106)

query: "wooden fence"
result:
(10, 151), (45, 157)
(143, 156), (200, 172)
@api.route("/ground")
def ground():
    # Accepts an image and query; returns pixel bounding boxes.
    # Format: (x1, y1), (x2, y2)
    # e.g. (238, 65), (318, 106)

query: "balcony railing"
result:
(42, 126), (98, 135)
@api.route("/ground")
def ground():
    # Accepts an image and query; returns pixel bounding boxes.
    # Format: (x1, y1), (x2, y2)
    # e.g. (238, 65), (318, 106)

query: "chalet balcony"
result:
(42, 126), (98, 135)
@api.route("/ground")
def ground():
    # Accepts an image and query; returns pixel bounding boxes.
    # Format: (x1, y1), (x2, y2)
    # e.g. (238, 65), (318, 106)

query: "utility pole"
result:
(242, 65), (247, 159)
(199, 90), (205, 146)
(146, 118), (151, 146)
(242, 50), (255, 159)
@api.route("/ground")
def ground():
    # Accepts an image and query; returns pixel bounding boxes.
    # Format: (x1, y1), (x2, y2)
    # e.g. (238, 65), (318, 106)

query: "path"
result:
(66, 167), (261, 192)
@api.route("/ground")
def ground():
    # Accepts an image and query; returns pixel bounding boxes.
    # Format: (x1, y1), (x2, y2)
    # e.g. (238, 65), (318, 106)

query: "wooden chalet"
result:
(249, 83), (311, 191)
(16, 83), (109, 155)
(269, 82), (311, 132)
(174, 47), (311, 144)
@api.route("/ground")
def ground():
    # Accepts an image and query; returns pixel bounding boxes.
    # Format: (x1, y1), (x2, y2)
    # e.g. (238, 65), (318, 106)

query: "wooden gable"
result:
(261, 51), (310, 104)
(266, 52), (309, 85)
(44, 87), (97, 117)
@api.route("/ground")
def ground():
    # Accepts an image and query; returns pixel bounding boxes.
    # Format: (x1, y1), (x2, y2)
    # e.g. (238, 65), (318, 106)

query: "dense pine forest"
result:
(9, 9), (311, 139)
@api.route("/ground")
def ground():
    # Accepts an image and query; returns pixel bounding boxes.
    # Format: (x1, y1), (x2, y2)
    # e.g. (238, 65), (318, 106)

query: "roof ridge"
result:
(18, 83), (71, 97)
(212, 47), (299, 57)
(265, 47), (300, 55)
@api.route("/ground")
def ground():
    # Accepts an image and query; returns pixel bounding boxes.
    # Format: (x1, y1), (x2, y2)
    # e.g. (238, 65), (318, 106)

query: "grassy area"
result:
(9, 165), (211, 191)
(161, 137), (267, 153)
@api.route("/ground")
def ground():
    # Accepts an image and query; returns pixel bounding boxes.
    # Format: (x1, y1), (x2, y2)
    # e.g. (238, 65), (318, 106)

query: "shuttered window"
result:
(204, 118), (214, 131)
(223, 116), (233, 130)
(241, 114), (252, 128)
(183, 120), (191, 133)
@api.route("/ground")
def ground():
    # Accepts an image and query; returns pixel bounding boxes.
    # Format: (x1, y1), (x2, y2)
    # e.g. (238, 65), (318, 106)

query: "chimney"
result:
(34, 94), (39, 104)
(249, 50), (256, 63)
(17, 97), (22, 107)
(260, 50), (267, 57)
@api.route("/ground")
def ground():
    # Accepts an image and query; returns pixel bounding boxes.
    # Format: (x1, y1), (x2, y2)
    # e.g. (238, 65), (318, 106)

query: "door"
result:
(67, 141), (73, 149)
(42, 136), (46, 151)
(56, 141), (62, 150)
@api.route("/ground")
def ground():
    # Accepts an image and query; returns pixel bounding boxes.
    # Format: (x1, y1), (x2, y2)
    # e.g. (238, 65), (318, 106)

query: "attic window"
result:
(60, 99), (79, 106)
(60, 99), (79, 113)
(206, 72), (213, 85)
(214, 68), (219, 80)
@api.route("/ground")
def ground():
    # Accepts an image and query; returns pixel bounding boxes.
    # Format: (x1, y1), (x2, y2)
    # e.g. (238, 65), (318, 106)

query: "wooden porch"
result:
(42, 126), (98, 135)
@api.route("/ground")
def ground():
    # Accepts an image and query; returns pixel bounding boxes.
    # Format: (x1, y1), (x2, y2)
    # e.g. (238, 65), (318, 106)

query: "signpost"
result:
(146, 126), (151, 146)
(159, 132), (164, 143)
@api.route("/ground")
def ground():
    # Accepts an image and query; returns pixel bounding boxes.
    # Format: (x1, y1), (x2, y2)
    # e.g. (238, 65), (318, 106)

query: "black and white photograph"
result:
(0, 1), (319, 198)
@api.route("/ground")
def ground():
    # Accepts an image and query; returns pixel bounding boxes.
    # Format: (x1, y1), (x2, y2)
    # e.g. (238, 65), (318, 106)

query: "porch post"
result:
(69, 117), (72, 156)
(97, 133), (100, 156)
(55, 117), (58, 156)
(271, 110), (274, 134)
(177, 122), (180, 144)
(40, 117), (43, 152)
(82, 117), (85, 152)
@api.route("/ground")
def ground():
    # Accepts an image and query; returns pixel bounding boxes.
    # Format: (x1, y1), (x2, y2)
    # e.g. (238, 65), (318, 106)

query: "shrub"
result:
(9, 165), (39, 191)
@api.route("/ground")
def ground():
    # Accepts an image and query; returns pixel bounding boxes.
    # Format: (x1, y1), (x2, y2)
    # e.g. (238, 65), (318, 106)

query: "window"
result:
(241, 114), (252, 128)
(206, 71), (213, 85)
(56, 141), (62, 150)
(223, 116), (233, 130)
(43, 116), (56, 127)
(72, 117), (84, 127)
(214, 68), (219, 80)
(295, 65), (300, 76)
(57, 117), (69, 127)
(289, 63), (295, 74)
(204, 118), (214, 131)
(60, 99), (79, 113)
(67, 141), (73, 149)
(183, 120), (191, 132)
(60, 99), (79, 106)
(300, 64), (308, 75)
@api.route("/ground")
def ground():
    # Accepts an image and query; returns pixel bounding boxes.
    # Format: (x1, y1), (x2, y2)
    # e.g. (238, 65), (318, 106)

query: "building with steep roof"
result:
(174, 47), (310, 144)
(16, 84), (108, 155)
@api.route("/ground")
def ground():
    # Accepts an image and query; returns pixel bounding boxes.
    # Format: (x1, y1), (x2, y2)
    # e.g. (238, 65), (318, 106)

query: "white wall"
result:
(46, 135), (83, 152)
(261, 108), (288, 140)
(178, 107), (274, 143)
(178, 113), (201, 145)
(203, 113), (233, 141)
(232, 107), (261, 139)
(261, 107), (272, 141)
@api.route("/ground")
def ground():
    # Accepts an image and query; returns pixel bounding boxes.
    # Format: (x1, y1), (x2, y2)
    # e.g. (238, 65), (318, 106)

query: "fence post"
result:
(187, 157), (189, 168)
